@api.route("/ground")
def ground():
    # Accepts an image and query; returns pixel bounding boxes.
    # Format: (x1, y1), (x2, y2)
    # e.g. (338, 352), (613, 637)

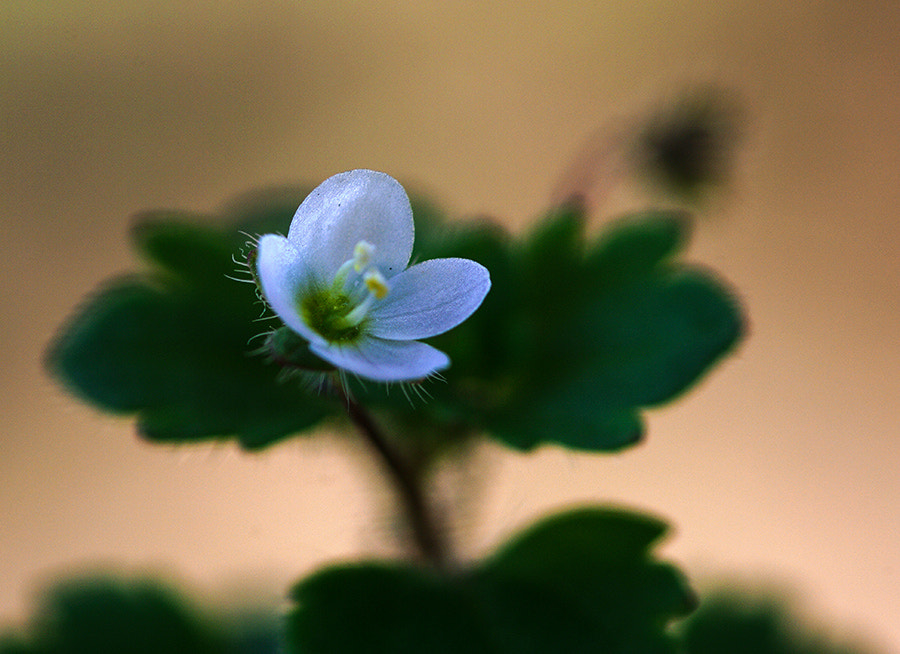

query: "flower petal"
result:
(256, 234), (325, 346)
(287, 170), (414, 283)
(368, 258), (491, 340)
(311, 337), (449, 382)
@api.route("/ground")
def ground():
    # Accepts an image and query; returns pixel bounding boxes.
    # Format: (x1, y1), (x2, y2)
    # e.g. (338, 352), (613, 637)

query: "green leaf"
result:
(676, 590), (878, 654)
(479, 507), (696, 654)
(578, 269), (743, 407)
(481, 209), (743, 452)
(0, 575), (224, 654)
(287, 564), (494, 654)
(47, 189), (334, 450)
(287, 506), (694, 654)
(131, 215), (235, 284)
(587, 210), (688, 284)
(485, 506), (668, 569)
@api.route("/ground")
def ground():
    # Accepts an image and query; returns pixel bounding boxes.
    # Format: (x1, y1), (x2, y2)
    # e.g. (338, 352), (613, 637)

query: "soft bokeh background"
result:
(2, 1), (898, 649)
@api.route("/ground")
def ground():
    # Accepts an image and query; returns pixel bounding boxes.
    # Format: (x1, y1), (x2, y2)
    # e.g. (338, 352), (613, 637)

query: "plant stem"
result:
(340, 390), (451, 571)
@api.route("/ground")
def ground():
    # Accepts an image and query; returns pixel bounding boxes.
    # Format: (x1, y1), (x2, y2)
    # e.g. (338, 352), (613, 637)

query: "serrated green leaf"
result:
(490, 402), (643, 452)
(518, 205), (586, 309)
(47, 189), (334, 450)
(481, 208), (743, 452)
(479, 506), (695, 653)
(350, 206), (742, 455)
(287, 506), (694, 654)
(485, 506), (668, 570)
(576, 269), (743, 408)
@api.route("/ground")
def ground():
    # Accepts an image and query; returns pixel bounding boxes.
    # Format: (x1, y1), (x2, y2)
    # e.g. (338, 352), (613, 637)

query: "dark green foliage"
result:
(48, 186), (742, 453)
(3, 572), (881, 654)
(289, 564), (494, 654)
(286, 506), (693, 654)
(677, 591), (881, 654)
(0, 574), (284, 654)
(47, 189), (334, 449)
(477, 507), (696, 653)
(0, 576), (223, 654)
(414, 206), (742, 451)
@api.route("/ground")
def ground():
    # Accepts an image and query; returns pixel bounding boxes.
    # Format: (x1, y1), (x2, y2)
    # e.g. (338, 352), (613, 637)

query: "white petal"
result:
(368, 258), (491, 340)
(311, 337), (450, 382)
(287, 170), (414, 282)
(256, 234), (325, 346)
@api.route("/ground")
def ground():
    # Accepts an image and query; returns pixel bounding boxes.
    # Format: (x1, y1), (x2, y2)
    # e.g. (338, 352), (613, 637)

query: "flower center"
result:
(300, 240), (390, 344)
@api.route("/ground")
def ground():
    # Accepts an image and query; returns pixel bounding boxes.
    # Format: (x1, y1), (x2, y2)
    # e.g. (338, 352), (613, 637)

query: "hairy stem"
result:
(340, 389), (451, 570)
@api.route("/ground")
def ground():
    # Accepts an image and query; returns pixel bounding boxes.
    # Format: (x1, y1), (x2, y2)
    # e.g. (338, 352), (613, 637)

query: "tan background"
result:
(2, 1), (898, 650)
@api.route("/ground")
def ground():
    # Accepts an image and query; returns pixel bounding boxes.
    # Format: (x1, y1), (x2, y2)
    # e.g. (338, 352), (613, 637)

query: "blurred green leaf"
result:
(0, 637), (29, 654)
(288, 564), (493, 654)
(676, 590), (881, 654)
(287, 506), (693, 654)
(478, 506), (695, 653)
(0, 573), (284, 654)
(46, 188), (334, 450)
(587, 210), (688, 283)
(473, 207), (743, 452)
(484, 506), (667, 569)
(0, 575), (223, 654)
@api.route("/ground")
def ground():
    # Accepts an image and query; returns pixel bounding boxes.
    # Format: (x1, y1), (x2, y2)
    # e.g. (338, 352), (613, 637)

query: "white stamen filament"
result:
(332, 241), (390, 328)
(341, 294), (377, 327)
(331, 259), (355, 292)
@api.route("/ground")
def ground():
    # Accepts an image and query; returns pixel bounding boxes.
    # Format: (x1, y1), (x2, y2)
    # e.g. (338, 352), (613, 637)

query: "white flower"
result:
(256, 169), (491, 382)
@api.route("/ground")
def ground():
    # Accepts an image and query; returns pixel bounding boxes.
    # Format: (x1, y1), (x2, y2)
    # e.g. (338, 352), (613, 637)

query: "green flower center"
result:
(302, 289), (364, 343)
(298, 241), (390, 344)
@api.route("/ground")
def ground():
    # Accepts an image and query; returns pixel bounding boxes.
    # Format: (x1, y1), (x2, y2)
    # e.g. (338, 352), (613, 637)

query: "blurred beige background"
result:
(2, 1), (898, 649)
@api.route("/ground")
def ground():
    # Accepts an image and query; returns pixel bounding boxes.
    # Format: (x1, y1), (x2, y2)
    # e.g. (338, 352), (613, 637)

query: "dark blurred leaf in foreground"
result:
(287, 506), (694, 654)
(0, 575), (223, 654)
(677, 590), (884, 654)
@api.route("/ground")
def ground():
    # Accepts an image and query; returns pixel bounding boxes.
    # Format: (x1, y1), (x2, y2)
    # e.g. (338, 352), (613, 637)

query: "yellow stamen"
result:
(353, 241), (375, 272)
(364, 270), (390, 299)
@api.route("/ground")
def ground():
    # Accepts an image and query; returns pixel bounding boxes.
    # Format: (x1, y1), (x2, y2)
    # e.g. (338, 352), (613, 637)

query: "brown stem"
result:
(340, 389), (451, 570)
